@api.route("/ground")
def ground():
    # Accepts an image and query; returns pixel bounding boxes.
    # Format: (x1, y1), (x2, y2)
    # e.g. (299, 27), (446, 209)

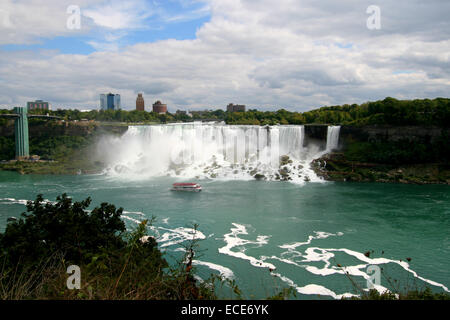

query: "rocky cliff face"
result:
(304, 124), (447, 149)
(311, 125), (449, 185)
(340, 125), (447, 145)
(304, 124), (328, 149)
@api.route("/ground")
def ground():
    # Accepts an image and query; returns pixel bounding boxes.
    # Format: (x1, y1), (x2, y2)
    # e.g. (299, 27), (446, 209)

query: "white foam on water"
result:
(0, 197), (59, 207)
(279, 231), (342, 250)
(218, 223), (275, 269)
(161, 218), (170, 224)
(193, 260), (235, 279)
(262, 230), (449, 297)
(119, 216), (450, 299)
(326, 248), (450, 293)
(0, 198), (35, 205)
(120, 213), (206, 249)
(122, 210), (145, 216)
(121, 215), (143, 225)
(271, 272), (358, 299)
(157, 226), (206, 248)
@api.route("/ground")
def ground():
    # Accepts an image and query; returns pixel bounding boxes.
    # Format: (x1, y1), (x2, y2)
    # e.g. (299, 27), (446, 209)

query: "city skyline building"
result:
(152, 100), (167, 114)
(136, 93), (145, 111)
(100, 93), (121, 110)
(27, 100), (51, 111)
(100, 94), (107, 110)
(227, 103), (246, 112)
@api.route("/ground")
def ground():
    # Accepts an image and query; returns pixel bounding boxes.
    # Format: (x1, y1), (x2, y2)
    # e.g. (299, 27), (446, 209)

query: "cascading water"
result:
(98, 123), (340, 184)
(326, 126), (341, 152)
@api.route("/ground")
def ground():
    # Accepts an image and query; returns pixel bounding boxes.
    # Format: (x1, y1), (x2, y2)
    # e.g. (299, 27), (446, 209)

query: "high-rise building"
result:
(136, 93), (145, 111)
(114, 94), (121, 110)
(100, 93), (121, 110)
(227, 103), (246, 112)
(27, 100), (51, 111)
(100, 94), (107, 110)
(152, 100), (167, 114)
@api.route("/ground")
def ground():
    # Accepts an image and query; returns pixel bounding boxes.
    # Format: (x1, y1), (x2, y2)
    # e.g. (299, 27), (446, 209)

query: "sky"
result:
(0, 0), (449, 112)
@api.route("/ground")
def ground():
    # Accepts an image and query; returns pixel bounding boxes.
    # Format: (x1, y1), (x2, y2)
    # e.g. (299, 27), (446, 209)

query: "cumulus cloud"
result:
(83, 0), (154, 30)
(0, 0), (448, 111)
(0, 0), (102, 45)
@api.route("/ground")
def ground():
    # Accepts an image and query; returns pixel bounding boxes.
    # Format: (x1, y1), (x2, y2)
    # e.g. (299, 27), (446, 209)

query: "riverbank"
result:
(0, 159), (104, 175)
(0, 121), (124, 175)
(312, 152), (450, 185)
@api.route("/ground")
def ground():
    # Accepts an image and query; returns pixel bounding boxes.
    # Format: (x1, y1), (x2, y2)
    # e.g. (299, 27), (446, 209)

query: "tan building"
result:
(153, 100), (167, 114)
(136, 93), (145, 111)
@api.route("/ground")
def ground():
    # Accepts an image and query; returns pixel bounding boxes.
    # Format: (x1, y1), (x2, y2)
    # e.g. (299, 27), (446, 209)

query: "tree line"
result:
(1, 97), (449, 127)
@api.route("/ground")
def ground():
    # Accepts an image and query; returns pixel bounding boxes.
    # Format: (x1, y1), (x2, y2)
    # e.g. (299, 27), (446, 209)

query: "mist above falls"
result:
(97, 123), (340, 184)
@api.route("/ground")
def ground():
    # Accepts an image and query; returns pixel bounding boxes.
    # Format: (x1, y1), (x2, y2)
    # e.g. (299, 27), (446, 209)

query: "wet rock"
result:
(254, 174), (266, 180)
(279, 168), (290, 179)
(280, 155), (290, 166)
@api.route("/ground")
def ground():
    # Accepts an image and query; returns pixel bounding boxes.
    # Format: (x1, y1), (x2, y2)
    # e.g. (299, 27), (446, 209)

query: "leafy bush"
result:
(0, 194), (127, 267)
(0, 194), (215, 300)
(0, 136), (14, 160)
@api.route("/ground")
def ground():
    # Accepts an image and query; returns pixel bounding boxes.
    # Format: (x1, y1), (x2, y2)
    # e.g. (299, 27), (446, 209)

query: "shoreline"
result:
(312, 153), (450, 185)
(2, 158), (450, 186)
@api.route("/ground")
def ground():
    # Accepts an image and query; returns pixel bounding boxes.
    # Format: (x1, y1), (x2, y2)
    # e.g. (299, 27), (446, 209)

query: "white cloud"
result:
(83, 0), (154, 30)
(0, 0), (449, 110)
(0, 0), (103, 45)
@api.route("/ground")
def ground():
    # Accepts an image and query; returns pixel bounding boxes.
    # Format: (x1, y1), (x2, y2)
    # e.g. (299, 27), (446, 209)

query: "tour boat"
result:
(171, 183), (202, 192)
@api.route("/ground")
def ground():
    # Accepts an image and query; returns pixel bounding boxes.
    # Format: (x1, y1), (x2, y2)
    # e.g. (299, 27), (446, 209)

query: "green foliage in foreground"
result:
(0, 194), (217, 300)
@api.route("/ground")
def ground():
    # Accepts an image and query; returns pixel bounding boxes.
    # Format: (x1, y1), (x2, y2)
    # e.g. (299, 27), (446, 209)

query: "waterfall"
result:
(326, 126), (341, 152)
(98, 123), (338, 184)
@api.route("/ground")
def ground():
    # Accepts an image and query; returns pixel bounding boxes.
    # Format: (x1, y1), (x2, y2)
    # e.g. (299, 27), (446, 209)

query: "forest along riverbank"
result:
(312, 125), (450, 185)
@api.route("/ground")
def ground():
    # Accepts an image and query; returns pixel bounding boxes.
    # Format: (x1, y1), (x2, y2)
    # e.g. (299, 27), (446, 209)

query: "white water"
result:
(326, 126), (341, 152)
(98, 123), (341, 184)
(2, 193), (449, 299)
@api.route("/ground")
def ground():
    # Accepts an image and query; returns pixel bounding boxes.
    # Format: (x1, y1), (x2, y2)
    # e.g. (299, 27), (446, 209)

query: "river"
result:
(0, 171), (448, 299)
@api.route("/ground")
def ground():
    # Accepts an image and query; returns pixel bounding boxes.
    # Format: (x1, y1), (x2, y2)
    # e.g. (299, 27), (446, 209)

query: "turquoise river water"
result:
(0, 171), (449, 299)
